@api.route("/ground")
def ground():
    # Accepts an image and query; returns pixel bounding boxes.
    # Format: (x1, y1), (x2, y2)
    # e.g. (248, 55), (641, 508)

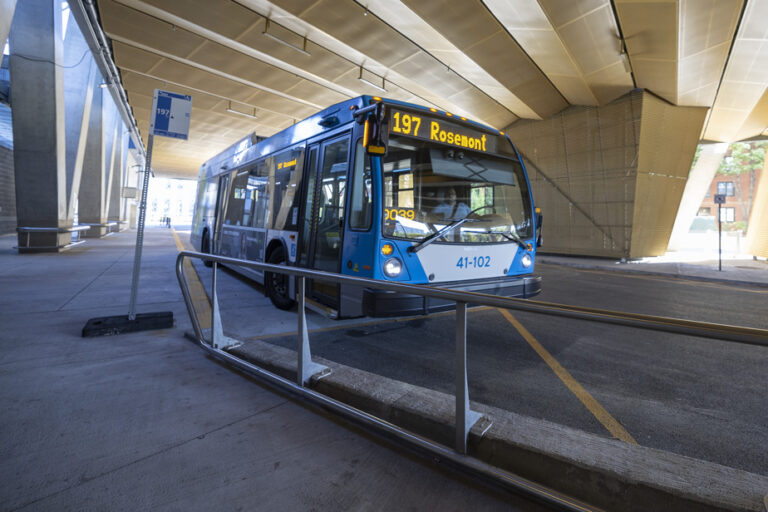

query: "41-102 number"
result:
(456, 256), (491, 269)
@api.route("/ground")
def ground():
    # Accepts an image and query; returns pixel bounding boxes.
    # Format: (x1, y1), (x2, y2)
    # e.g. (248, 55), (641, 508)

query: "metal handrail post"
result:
(296, 276), (329, 385)
(456, 301), (469, 453)
(175, 254), (204, 342)
(209, 261), (239, 350)
(298, 276), (309, 386)
(211, 261), (220, 347)
(455, 301), (483, 453)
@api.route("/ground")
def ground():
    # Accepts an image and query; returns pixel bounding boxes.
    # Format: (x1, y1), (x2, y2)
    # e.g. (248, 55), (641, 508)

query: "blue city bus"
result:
(191, 96), (542, 318)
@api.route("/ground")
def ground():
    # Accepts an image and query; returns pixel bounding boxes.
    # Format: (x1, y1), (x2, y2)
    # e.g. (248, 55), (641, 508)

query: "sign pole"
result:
(127, 132), (154, 320)
(82, 89), (191, 337)
(714, 193), (726, 272)
(718, 202), (722, 272)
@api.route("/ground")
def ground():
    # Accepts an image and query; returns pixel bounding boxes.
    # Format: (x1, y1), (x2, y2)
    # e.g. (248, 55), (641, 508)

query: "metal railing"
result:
(175, 250), (768, 510)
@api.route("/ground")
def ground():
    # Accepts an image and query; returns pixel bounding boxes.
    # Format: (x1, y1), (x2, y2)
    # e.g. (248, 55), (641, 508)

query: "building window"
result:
(697, 207), (711, 216)
(719, 207), (735, 222)
(717, 181), (734, 196)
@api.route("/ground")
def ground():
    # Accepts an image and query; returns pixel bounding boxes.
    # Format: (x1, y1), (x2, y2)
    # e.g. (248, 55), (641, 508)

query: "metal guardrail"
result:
(175, 250), (768, 510)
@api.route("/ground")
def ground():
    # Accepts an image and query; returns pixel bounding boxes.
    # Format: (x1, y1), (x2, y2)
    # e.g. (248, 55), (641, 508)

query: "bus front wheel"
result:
(201, 232), (213, 267)
(265, 247), (295, 310)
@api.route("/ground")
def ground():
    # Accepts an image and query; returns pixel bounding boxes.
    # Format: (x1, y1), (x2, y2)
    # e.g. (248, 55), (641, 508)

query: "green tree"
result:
(717, 141), (766, 225)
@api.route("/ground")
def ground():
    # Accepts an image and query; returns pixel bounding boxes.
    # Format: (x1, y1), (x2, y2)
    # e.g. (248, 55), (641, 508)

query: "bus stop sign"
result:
(150, 90), (192, 140)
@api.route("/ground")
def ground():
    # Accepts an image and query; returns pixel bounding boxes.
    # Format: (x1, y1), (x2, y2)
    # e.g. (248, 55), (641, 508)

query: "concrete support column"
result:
(0, 0), (18, 49)
(745, 157), (768, 258)
(78, 82), (106, 237)
(9, 0), (68, 251)
(505, 90), (708, 259)
(79, 83), (120, 238)
(62, 15), (97, 227)
(667, 143), (728, 251)
(107, 124), (124, 226)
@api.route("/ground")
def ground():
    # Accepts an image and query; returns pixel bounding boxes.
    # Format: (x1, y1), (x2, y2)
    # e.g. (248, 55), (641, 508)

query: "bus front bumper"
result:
(362, 275), (542, 318)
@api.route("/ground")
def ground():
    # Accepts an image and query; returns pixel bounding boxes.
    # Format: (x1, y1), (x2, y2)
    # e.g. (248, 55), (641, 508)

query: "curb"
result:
(229, 339), (768, 512)
(536, 258), (768, 289)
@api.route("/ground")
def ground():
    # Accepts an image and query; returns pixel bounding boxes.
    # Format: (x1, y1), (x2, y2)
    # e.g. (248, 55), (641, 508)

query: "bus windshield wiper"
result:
(409, 205), (489, 254)
(496, 229), (527, 249)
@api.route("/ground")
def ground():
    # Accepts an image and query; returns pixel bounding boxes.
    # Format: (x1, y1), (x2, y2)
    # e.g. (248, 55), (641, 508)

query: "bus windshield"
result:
(382, 135), (532, 244)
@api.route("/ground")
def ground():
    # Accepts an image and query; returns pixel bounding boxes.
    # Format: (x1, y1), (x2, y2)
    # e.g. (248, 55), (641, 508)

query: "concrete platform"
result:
(0, 230), (547, 511)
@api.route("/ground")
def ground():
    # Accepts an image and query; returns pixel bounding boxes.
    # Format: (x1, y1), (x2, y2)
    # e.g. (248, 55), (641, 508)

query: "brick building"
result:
(697, 164), (763, 228)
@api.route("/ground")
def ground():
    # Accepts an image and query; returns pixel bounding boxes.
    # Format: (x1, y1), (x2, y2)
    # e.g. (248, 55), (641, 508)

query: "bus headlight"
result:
(521, 253), (532, 268)
(383, 258), (403, 277)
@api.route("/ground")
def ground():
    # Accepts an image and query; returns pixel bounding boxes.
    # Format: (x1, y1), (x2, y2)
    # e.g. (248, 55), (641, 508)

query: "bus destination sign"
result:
(389, 108), (498, 154)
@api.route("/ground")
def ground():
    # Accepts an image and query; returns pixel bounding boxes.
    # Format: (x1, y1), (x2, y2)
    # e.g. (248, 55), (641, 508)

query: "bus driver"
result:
(432, 187), (470, 221)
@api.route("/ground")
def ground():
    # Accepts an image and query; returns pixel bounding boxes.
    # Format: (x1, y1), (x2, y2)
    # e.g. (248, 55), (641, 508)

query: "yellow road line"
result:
(538, 262), (768, 295)
(498, 308), (638, 445)
(171, 229), (212, 329)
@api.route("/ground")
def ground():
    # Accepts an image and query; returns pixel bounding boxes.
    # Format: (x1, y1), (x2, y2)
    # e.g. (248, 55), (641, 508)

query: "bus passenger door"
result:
(213, 173), (231, 254)
(299, 135), (350, 310)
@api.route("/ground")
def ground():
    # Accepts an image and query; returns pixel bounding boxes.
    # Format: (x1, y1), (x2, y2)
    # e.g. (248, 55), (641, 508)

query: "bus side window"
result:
(349, 140), (372, 230)
(272, 147), (305, 230)
(224, 171), (249, 226)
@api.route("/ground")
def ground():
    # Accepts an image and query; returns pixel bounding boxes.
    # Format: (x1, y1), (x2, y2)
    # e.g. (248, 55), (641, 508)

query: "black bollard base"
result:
(82, 312), (174, 337)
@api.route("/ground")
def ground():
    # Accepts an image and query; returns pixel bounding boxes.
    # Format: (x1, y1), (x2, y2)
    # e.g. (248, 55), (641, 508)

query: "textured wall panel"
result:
(506, 90), (706, 258)
(506, 91), (642, 257)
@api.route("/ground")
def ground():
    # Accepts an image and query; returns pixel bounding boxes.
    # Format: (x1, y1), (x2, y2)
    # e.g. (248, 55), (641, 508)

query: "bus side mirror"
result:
(355, 102), (388, 156)
(535, 208), (543, 247)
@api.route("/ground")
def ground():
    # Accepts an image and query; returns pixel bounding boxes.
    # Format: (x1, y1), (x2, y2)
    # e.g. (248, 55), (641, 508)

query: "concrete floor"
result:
(0, 230), (549, 511)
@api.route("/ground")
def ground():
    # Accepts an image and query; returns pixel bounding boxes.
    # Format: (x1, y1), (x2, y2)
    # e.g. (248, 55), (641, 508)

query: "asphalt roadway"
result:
(208, 256), (768, 477)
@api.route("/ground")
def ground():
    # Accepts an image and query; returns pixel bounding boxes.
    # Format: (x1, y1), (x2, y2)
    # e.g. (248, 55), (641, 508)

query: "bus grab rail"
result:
(175, 250), (767, 511)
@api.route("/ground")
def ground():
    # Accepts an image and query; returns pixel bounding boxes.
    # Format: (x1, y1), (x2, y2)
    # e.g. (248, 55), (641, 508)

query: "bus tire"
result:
(265, 246), (295, 310)
(201, 232), (213, 267)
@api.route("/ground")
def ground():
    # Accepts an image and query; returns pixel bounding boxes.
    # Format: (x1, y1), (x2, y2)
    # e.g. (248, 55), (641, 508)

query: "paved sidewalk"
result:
(537, 252), (768, 288)
(0, 230), (543, 512)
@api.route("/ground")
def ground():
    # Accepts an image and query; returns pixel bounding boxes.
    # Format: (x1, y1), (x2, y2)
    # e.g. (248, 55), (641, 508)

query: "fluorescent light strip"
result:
(226, 101), (258, 119)
(263, 18), (310, 56)
(359, 66), (387, 92)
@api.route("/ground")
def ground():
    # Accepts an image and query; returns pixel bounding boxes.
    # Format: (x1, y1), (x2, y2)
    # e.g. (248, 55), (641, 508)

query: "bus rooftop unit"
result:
(191, 96), (542, 319)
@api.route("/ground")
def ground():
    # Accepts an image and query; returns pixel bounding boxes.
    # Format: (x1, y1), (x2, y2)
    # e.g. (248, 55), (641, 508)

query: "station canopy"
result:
(93, 0), (768, 178)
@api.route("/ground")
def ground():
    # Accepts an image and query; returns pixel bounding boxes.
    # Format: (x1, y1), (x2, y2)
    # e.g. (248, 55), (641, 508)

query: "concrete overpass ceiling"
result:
(91, 0), (768, 178)
(702, 0), (768, 142)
